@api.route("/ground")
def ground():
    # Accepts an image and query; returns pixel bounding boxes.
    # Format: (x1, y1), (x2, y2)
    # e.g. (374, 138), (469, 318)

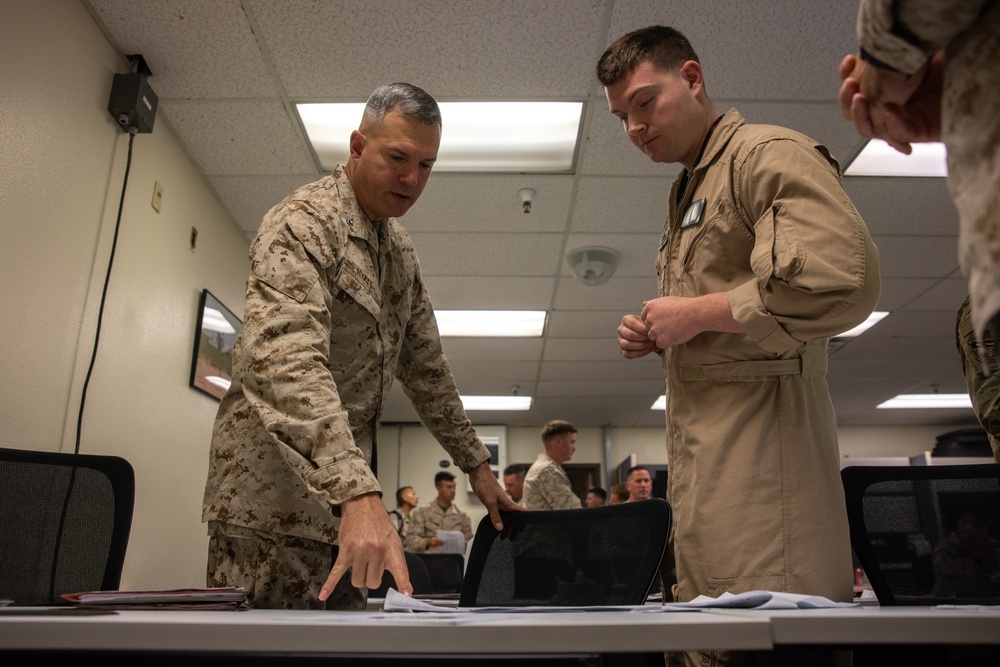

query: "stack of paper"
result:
(61, 587), (246, 611)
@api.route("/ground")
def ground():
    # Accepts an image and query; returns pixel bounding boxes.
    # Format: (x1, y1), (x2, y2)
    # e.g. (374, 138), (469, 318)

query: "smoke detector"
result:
(565, 246), (621, 286)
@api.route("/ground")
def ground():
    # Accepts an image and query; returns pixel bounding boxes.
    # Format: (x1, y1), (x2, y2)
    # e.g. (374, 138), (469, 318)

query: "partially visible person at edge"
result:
(598, 25), (879, 667)
(608, 484), (629, 505)
(838, 0), (999, 368)
(957, 295), (1000, 462)
(202, 82), (518, 611)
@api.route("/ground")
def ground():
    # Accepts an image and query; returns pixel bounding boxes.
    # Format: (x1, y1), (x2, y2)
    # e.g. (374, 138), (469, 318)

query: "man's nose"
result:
(399, 165), (419, 187)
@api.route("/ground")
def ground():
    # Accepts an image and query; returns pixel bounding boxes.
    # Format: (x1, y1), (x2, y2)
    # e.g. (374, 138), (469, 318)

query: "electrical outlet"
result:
(190, 226), (198, 252)
(151, 181), (163, 212)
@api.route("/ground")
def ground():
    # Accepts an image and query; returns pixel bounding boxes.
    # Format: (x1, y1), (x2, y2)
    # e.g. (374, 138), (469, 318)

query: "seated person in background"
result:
(388, 486), (417, 535)
(608, 483), (630, 505)
(931, 512), (1000, 599)
(585, 486), (607, 507)
(522, 420), (582, 510)
(625, 465), (653, 502)
(403, 471), (473, 553)
(957, 295), (1000, 463)
(503, 463), (527, 504)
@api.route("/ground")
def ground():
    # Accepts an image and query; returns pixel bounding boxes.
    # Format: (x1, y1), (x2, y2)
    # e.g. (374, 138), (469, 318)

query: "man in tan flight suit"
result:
(202, 83), (517, 610)
(599, 26), (880, 666)
(839, 0), (1000, 365)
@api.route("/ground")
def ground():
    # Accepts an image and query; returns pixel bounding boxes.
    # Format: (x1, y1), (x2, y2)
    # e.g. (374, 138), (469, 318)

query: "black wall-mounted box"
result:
(107, 72), (158, 134)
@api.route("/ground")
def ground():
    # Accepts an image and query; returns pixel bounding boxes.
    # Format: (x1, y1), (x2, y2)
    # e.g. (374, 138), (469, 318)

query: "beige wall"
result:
(0, 0), (250, 590)
(0, 0), (984, 595)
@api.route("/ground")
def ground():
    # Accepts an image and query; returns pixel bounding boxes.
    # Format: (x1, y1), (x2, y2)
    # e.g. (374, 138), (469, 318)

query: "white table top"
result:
(1, 605), (998, 656)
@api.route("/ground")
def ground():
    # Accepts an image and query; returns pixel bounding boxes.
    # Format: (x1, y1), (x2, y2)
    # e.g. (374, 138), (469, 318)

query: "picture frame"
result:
(189, 289), (242, 400)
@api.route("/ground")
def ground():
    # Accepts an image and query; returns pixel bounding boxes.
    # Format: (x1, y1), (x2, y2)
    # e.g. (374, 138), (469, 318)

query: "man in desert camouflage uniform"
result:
(522, 420), (581, 510)
(403, 471), (473, 553)
(957, 295), (1000, 462)
(839, 0), (1000, 364)
(202, 83), (516, 610)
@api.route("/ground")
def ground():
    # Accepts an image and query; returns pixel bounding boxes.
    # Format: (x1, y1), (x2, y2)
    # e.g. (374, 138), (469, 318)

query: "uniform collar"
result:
(330, 164), (399, 253)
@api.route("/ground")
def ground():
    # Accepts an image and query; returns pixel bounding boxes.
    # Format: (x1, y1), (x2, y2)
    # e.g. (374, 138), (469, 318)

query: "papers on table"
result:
(61, 587), (247, 610)
(382, 588), (855, 613)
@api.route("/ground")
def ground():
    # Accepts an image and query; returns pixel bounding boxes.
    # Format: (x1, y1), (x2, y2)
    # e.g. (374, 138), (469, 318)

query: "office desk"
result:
(1, 606), (998, 659)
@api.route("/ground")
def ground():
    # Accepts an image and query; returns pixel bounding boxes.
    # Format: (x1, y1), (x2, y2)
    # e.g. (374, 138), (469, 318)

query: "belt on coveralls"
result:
(677, 344), (827, 381)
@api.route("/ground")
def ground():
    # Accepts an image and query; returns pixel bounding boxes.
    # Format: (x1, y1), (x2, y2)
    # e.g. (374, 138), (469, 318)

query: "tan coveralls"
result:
(660, 110), (880, 611)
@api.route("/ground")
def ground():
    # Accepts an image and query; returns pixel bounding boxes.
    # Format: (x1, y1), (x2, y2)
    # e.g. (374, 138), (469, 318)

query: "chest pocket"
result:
(677, 198), (754, 287)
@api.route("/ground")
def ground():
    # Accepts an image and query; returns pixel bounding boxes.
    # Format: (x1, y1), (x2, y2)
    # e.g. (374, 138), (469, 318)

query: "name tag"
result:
(681, 199), (706, 229)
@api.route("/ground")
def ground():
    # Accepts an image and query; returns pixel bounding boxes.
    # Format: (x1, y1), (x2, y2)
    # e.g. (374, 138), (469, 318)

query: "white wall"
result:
(0, 0), (250, 590)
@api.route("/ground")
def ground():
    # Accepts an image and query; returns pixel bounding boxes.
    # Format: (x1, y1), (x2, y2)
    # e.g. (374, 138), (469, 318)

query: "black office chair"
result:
(842, 463), (1000, 606)
(416, 553), (465, 594)
(0, 447), (135, 605)
(369, 551), (433, 598)
(460, 499), (670, 607)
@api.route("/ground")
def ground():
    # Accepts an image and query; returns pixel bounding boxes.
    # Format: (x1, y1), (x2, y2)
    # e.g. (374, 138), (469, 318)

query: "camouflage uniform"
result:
(857, 0), (1000, 350)
(956, 296), (1000, 461)
(522, 453), (581, 510)
(202, 165), (490, 608)
(402, 501), (473, 553)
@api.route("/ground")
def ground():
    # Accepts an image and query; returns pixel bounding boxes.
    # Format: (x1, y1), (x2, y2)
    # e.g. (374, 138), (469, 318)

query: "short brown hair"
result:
(597, 25), (700, 87)
(540, 419), (577, 443)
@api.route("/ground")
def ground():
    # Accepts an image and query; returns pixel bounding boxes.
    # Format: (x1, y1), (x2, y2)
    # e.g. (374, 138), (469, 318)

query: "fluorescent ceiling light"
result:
(877, 394), (972, 409)
(437, 310), (545, 337)
(460, 395), (532, 411)
(651, 395), (666, 410)
(845, 139), (947, 177)
(836, 311), (889, 338)
(296, 101), (584, 173)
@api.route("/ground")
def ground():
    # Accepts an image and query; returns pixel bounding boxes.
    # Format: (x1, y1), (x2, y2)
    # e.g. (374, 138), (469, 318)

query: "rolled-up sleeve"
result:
(727, 138), (880, 356)
(856, 0), (993, 74)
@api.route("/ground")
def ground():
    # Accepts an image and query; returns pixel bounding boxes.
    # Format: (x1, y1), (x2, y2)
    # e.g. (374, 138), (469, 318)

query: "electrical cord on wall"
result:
(73, 128), (136, 455)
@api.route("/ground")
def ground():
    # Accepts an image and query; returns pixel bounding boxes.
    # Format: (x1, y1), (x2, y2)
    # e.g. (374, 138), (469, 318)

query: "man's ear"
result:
(349, 129), (366, 160)
(679, 60), (704, 91)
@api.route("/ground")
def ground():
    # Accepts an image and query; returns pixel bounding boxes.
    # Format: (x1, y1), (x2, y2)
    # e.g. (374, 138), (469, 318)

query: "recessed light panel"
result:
(877, 394), (972, 409)
(460, 396), (533, 411)
(297, 101), (584, 173)
(845, 139), (947, 177)
(437, 310), (545, 337)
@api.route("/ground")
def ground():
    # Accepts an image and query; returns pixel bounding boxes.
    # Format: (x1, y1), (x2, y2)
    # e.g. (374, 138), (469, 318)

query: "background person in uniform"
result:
(624, 466), (653, 502)
(403, 471), (474, 554)
(608, 484), (629, 505)
(585, 486), (607, 507)
(598, 26), (879, 666)
(503, 463), (527, 504)
(838, 0), (1000, 365)
(522, 420), (582, 510)
(387, 486), (418, 535)
(956, 295), (1000, 462)
(202, 83), (515, 611)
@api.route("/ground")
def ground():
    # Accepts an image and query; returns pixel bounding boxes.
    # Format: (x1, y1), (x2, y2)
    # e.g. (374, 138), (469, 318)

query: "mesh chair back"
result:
(370, 551), (432, 597)
(0, 447), (135, 605)
(416, 553), (465, 594)
(460, 499), (670, 607)
(842, 464), (1000, 605)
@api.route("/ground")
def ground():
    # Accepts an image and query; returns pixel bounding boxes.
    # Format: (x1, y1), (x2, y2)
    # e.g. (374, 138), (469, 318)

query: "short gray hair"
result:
(364, 82), (442, 128)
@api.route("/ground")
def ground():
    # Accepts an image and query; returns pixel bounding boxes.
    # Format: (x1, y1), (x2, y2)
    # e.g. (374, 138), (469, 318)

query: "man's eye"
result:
(639, 97), (652, 108)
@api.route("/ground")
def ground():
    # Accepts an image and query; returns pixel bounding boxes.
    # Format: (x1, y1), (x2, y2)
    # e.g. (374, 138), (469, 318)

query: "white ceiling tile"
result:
(409, 232), (564, 277)
(89, 0), (277, 98)
(422, 277), (556, 310)
(210, 174), (319, 235)
(161, 100), (315, 175)
(871, 235), (960, 278)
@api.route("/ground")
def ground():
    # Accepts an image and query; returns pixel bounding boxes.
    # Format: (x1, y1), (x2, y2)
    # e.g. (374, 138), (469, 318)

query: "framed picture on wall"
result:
(189, 289), (242, 400)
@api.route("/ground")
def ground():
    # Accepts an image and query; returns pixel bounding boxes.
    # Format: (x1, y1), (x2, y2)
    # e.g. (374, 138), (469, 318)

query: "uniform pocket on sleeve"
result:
(749, 204), (805, 284)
